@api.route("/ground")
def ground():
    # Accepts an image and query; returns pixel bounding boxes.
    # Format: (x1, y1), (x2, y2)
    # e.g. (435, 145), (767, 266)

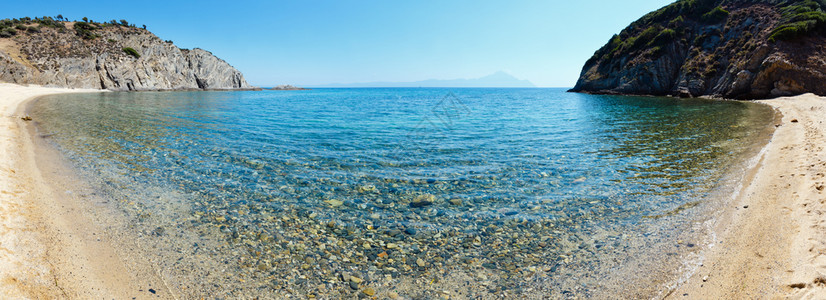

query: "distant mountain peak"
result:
(319, 71), (535, 88)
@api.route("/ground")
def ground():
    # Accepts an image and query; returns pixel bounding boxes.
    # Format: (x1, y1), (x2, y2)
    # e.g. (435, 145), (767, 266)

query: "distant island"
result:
(570, 0), (826, 99)
(268, 85), (309, 90)
(319, 71), (535, 88)
(0, 16), (253, 91)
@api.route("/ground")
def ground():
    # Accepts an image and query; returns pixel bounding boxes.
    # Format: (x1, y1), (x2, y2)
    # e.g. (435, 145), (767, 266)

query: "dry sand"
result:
(670, 93), (826, 299)
(0, 83), (173, 299)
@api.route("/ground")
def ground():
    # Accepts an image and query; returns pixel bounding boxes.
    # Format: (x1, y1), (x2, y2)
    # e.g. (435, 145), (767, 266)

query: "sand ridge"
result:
(670, 94), (826, 298)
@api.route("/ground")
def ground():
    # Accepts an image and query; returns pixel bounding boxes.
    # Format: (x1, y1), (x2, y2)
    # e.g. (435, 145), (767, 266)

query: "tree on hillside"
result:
(82, 17), (88, 22)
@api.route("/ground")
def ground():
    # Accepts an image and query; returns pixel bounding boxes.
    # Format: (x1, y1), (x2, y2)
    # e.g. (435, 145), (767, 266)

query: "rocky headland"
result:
(571, 0), (826, 99)
(0, 17), (252, 91)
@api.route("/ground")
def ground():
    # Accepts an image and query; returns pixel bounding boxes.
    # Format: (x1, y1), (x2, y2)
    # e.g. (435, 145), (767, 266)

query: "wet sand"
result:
(0, 83), (172, 299)
(671, 93), (826, 298)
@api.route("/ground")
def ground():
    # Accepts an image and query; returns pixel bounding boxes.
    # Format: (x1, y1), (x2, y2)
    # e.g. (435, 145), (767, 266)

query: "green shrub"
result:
(73, 22), (98, 39)
(701, 6), (729, 23)
(26, 26), (40, 33)
(770, 20), (819, 42)
(122, 47), (140, 59)
(668, 15), (685, 27)
(36, 16), (65, 29)
(770, 0), (826, 42)
(0, 27), (16, 37)
(648, 28), (677, 47)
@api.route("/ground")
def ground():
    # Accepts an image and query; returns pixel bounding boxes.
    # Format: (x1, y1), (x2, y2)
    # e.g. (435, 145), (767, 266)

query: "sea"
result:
(29, 88), (776, 298)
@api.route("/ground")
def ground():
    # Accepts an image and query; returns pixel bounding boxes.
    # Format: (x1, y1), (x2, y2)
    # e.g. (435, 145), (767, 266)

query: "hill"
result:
(0, 16), (251, 91)
(570, 0), (826, 99)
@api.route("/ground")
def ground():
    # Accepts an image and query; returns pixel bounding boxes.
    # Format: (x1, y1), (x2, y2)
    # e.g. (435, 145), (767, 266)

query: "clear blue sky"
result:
(2, 0), (673, 87)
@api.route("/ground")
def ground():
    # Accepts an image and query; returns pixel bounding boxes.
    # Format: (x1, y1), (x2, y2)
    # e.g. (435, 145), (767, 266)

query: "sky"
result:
(1, 0), (674, 87)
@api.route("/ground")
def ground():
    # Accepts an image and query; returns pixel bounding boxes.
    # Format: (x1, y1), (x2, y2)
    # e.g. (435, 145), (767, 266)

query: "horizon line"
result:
(256, 85), (573, 89)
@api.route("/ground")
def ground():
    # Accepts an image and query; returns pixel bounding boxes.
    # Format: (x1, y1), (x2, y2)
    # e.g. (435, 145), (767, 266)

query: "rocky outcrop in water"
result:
(570, 0), (826, 99)
(0, 18), (252, 91)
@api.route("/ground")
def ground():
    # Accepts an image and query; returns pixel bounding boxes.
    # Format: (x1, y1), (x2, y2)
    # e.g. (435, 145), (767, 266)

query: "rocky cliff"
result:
(570, 0), (826, 99)
(0, 17), (252, 91)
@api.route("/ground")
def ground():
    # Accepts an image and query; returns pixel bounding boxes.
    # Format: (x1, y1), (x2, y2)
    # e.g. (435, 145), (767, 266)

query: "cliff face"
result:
(571, 0), (826, 99)
(0, 19), (251, 91)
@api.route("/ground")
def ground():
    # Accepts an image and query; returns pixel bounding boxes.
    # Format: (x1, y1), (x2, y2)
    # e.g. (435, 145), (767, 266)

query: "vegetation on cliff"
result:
(571, 0), (826, 99)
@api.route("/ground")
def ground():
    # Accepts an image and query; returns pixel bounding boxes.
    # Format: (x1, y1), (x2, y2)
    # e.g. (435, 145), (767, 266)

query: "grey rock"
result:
(0, 23), (252, 91)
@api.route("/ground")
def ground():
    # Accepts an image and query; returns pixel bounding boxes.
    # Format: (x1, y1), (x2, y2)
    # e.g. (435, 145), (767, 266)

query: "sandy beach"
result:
(671, 94), (826, 298)
(0, 83), (96, 298)
(0, 83), (174, 299)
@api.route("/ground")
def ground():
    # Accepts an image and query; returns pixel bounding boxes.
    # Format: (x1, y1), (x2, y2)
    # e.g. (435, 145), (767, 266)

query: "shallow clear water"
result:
(31, 88), (774, 298)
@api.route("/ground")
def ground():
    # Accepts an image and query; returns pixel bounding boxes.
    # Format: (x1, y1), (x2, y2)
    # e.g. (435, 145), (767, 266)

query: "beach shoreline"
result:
(0, 83), (175, 299)
(0, 83), (98, 298)
(670, 93), (826, 298)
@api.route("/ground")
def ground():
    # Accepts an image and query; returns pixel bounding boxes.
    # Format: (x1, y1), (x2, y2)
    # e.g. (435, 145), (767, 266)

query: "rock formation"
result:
(0, 18), (252, 91)
(570, 0), (826, 99)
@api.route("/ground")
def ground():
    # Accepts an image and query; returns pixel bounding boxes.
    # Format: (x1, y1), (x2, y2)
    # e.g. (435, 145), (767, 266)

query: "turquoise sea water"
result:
(31, 88), (774, 298)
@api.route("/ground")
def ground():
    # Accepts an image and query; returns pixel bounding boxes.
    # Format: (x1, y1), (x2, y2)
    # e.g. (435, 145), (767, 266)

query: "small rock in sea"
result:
(270, 84), (309, 90)
(21, 115), (32, 121)
(359, 184), (378, 193)
(426, 178), (437, 184)
(449, 198), (463, 206)
(572, 177), (587, 183)
(404, 228), (417, 235)
(410, 194), (435, 208)
(349, 276), (364, 284)
(416, 258), (426, 267)
(791, 119), (799, 123)
(324, 199), (344, 207)
(369, 213), (381, 220)
(349, 281), (359, 290)
(362, 288), (376, 296)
